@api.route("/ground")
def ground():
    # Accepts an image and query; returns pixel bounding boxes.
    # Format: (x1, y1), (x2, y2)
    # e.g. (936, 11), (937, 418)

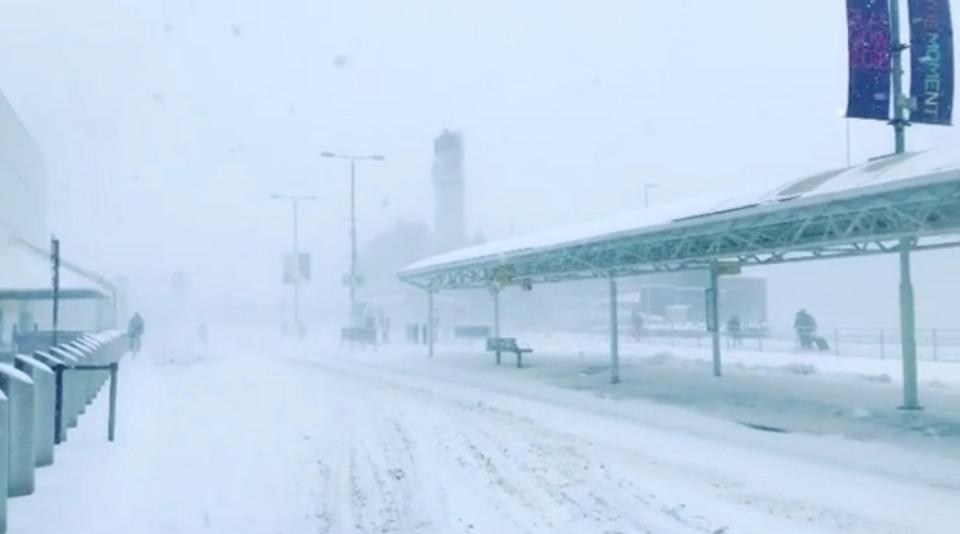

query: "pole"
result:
(349, 159), (358, 312)
(899, 238), (920, 409)
(108, 363), (118, 442)
(427, 290), (435, 358)
(53, 365), (64, 444)
(933, 329), (939, 361)
(493, 288), (501, 365)
(292, 201), (301, 333)
(609, 275), (620, 384)
(889, 0), (908, 154)
(51, 237), (60, 347)
(708, 261), (722, 377)
(880, 328), (885, 359)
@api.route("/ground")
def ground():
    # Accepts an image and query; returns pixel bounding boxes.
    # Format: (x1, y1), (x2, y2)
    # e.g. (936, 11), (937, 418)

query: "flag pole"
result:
(890, 0), (909, 154)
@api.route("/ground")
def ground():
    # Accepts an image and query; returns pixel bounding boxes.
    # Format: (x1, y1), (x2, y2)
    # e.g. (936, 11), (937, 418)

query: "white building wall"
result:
(0, 90), (46, 246)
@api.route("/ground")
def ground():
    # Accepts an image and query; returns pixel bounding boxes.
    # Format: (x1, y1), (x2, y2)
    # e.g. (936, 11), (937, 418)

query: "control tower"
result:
(432, 130), (466, 252)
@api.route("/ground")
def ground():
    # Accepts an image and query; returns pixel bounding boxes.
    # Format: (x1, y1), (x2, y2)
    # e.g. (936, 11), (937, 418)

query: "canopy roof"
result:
(400, 147), (960, 290)
(0, 237), (113, 300)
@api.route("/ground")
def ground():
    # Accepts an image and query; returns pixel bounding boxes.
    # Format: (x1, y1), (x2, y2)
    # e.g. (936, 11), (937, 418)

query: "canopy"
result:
(399, 147), (960, 289)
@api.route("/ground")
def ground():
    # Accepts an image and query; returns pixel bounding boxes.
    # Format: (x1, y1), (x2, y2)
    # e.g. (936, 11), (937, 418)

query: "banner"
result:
(909, 0), (955, 125)
(846, 0), (893, 120)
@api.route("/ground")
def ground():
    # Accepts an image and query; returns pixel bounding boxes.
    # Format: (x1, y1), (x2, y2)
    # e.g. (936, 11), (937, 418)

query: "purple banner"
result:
(847, 0), (893, 120)
(909, 0), (954, 125)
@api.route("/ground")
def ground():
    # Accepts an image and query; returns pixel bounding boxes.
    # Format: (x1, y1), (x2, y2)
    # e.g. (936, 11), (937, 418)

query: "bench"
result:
(486, 337), (533, 368)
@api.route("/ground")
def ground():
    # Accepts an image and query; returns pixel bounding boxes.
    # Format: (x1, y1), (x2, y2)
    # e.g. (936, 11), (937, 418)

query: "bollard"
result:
(49, 347), (81, 428)
(32, 352), (67, 442)
(108, 363), (118, 442)
(69, 341), (106, 402)
(0, 363), (36, 496)
(0, 390), (7, 533)
(14, 356), (54, 467)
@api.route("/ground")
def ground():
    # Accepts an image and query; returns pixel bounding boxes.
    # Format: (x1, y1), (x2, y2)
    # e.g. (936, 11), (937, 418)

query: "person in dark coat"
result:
(128, 312), (145, 355)
(727, 315), (743, 347)
(631, 309), (644, 340)
(794, 309), (817, 350)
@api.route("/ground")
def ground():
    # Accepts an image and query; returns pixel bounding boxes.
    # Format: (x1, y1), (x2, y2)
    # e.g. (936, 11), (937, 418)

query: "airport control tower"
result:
(432, 130), (466, 252)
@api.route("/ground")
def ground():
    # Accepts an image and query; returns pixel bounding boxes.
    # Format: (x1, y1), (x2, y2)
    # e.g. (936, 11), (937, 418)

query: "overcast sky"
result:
(2, 0), (960, 327)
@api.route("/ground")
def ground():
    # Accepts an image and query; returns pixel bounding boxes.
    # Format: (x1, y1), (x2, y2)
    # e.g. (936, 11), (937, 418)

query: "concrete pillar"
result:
(609, 276), (620, 384)
(65, 344), (96, 405)
(49, 347), (81, 427)
(14, 356), (54, 467)
(0, 363), (36, 496)
(493, 288), (501, 365)
(899, 239), (920, 409)
(31, 352), (66, 444)
(708, 261), (722, 377)
(427, 290), (435, 358)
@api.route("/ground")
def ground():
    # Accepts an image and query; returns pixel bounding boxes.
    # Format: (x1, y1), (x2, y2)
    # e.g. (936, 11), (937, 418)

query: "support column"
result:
(708, 261), (722, 377)
(899, 239), (920, 409)
(427, 289), (435, 358)
(609, 275), (620, 384)
(493, 288), (501, 365)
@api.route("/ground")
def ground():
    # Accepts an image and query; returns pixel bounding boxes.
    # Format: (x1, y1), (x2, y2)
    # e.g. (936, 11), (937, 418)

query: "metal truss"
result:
(401, 175), (960, 291)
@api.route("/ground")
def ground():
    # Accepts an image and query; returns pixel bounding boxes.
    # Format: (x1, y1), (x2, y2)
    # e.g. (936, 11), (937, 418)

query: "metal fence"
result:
(624, 325), (960, 362)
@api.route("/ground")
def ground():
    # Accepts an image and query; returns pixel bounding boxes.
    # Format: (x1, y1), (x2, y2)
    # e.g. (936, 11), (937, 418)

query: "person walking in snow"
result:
(631, 309), (644, 341)
(794, 309), (817, 350)
(128, 312), (145, 356)
(727, 315), (743, 348)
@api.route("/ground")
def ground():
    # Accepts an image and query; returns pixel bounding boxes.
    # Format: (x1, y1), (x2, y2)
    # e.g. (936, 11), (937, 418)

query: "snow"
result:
(8, 330), (960, 533)
(401, 146), (960, 277)
(403, 194), (727, 273)
(0, 363), (34, 385)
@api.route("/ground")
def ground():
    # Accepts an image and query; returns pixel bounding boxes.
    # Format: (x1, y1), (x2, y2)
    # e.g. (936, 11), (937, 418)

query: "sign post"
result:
(50, 237), (60, 347)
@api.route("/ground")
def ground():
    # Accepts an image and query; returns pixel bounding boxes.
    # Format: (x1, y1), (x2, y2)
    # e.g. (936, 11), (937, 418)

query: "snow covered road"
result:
(10, 336), (960, 533)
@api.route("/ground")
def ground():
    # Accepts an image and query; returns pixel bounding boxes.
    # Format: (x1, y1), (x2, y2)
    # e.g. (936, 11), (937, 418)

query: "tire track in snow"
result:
(284, 355), (925, 533)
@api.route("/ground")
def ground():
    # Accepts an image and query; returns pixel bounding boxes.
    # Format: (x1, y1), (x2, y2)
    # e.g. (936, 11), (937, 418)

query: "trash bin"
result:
(0, 363), (36, 496)
(14, 356), (54, 467)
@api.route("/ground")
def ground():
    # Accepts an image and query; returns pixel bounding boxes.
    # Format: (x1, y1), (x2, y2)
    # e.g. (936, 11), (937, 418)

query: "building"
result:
(0, 90), (45, 243)
(432, 130), (466, 252)
(0, 89), (113, 354)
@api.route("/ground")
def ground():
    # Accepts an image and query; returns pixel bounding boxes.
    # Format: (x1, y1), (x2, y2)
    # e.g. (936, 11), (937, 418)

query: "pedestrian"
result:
(381, 316), (390, 343)
(794, 309), (817, 350)
(631, 309), (644, 341)
(727, 315), (742, 348)
(128, 312), (145, 356)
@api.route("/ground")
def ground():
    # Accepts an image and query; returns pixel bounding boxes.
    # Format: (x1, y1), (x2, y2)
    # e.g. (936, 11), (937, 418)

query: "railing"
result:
(0, 330), (128, 533)
(624, 325), (960, 361)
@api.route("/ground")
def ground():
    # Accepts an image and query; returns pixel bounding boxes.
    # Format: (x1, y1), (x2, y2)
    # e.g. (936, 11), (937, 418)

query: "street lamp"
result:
(321, 151), (385, 321)
(270, 193), (317, 337)
(643, 183), (660, 208)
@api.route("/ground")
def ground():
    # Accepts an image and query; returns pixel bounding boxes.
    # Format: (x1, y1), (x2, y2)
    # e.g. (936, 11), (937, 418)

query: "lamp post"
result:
(643, 183), (660, 208)
(270, 194), (317, 337)
(321, 151), (385, 320)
